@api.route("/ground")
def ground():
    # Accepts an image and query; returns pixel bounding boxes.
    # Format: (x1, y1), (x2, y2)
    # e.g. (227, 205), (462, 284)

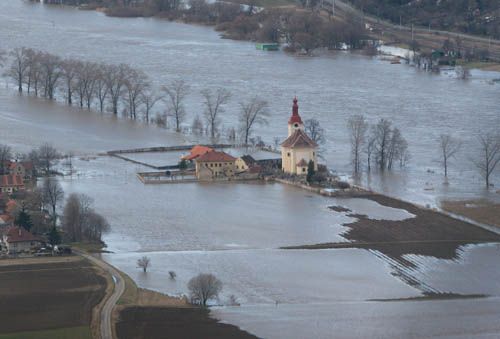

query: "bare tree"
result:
(6, 47), (29, 92)
(37, 143), (59, 175)
(472, 133), (500, 188)
(347, 115), (368, 173)
(163, 80), (190, 132)
(24, 48), (42, 95)
(105, 64), (129, 115)
(439, 134), (461, 178)
(140, 89), (162, 124)
(62, 193), (109, 242)
(137, 256), (151, 273)
(62, 193), (92, 242)
(372, 118), (392, 171)
(124, 68), (149, 120)
(60, 59), (78, 105)
(191, 115), (204, 135)
(94, 64), (109, 113)
(304, 118), (325, 145)
(201, 88), (231, 140)
(188, 273), (222, 307)
(39, 52), (62, 100)
(42, 177), (64, 228)
(239, 97), (269, 145)
(364, 134), (376, 172)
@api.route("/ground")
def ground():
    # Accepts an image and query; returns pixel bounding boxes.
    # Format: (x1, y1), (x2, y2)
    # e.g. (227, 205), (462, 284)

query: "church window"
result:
(294, 123), (299, 128)
(287, 152), (290, 157)
(302, 167), (306, 172)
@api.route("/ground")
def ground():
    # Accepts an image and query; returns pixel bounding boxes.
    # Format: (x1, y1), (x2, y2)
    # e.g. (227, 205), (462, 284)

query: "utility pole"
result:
(411, 24), (414, 41)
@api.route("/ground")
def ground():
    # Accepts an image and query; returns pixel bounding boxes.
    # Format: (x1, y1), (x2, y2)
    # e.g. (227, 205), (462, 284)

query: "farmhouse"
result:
(195, 151), (236, 180)
(0, 175), (25, 194)
(281, 98), (318, 175)
(2, 226), (42, 254)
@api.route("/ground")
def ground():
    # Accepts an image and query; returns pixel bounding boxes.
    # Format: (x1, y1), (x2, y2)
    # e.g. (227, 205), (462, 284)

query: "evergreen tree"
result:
(306, 160), (315, 183)
(48, 226), (61, 246)
(15, 209), (33, 232)
(178, 159), (188, 170)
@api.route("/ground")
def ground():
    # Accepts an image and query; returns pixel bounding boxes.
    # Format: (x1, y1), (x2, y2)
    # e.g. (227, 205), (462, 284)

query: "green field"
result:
(0, 326), (91, 339)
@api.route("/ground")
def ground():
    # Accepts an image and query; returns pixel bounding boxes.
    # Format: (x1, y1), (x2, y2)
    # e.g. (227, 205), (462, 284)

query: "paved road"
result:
(76, 250), (125, 339)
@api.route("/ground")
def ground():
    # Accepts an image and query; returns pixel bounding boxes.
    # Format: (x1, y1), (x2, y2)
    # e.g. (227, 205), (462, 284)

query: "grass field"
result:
(0, 326), (91, 339)
(0, 256), (107, 336)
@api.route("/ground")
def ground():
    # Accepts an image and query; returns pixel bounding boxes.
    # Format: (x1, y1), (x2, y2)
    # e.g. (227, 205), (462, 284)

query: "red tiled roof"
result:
(182, 145), (214, 161)
(6, 200), (18, 214)
(297, 159), (308, 167)
(4, 226), (41, 243)
(0, 175), (24, 187)
(196, 151), (236, 163)
(281, 130), (318, 148)
(8, 161), (33, 170)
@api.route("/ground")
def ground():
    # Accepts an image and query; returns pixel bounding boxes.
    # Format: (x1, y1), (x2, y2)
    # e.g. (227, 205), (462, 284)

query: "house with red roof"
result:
(0, 175), (25, 195)
(195, 151), (236, 180)
(281, 98), (318, 175)
(182, 145), (214, 161)
(8, 161), (34, 181)
(2, 226), (42, 254)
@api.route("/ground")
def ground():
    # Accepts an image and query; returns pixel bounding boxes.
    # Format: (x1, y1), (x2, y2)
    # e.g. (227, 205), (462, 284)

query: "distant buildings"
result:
(281, 98), (318, 175)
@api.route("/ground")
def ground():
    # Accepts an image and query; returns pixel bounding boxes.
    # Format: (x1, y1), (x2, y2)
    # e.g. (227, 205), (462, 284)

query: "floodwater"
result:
(1, 1), (500, 338)
(0, 0), (499, 206)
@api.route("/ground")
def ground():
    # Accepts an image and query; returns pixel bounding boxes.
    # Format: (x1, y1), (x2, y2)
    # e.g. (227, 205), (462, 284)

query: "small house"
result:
(0, 175), (25, 194)
(195, 151), (236, 181)
(2, 226), (42, 254)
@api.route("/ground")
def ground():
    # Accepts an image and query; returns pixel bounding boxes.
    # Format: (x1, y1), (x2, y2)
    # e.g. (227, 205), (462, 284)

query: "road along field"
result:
(0, 256), (107, 338)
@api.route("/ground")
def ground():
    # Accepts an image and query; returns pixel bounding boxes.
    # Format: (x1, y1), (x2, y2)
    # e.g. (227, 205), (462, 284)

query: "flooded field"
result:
(1, 1), (499, 206)
(1, 1), (500, 337)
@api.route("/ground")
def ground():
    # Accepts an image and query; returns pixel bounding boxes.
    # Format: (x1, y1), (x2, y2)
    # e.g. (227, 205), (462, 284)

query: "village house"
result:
(195, 151), (236, 181)
(281, 98), (318, 175)
(7, 161), (34, 181)
(0, 174), (25, 194)
(235, 155), (262, 176)
(2, 226), (42, 254)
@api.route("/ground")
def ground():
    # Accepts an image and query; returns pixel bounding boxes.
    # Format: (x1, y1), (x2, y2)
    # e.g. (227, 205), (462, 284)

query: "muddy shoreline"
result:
(283, 193), (500, 267)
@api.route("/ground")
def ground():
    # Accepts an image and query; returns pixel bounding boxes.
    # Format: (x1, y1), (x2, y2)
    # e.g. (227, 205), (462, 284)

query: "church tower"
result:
(281, 97), (318, 175)
(288, 97), (304, 136)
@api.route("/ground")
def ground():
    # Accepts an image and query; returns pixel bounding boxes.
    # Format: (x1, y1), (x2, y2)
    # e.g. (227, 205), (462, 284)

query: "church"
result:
(281, 98), (318, 175)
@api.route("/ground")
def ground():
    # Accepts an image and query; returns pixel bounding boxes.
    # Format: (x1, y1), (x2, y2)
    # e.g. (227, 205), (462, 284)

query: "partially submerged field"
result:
(0, 256), (107, 338)
(113, 273), (257, 339)
(285, 193), (500, 269)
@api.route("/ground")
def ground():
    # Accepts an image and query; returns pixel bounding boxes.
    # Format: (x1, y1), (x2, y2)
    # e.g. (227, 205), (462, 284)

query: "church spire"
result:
(288, 97), (303, 125)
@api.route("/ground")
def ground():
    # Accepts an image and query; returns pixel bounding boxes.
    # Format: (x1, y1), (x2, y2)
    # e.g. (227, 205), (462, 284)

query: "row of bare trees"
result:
(4, 47), (161, 120)
(348, 116), (410, 173)
(3, 48), (272, 144)
(348, 115), (500, 188)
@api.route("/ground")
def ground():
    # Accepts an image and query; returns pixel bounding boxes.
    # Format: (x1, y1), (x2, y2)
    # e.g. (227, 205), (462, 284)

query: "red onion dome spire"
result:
(288, 97), (303, 124)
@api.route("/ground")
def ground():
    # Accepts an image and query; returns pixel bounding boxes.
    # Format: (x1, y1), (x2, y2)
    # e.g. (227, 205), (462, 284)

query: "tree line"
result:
(347, 115), (500, 188)
(3, 47), (275, 144)
(40, 0), (370, 54)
